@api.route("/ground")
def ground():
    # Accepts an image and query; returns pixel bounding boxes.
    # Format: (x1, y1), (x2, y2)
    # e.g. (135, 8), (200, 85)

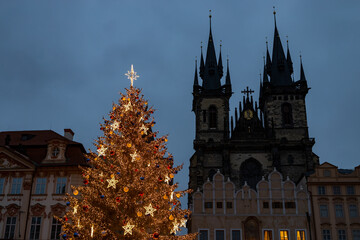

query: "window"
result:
(333, 186), (341, 195)
(209, 106), (217, 129)
(204, 202), (213, 209)
(318, 186), (326, 195)
(338, 230), (346, 240)
(349, 204), (358, 217)
(323, 170), (331, 177)
(263, 202), (269, 208)
(217, 202), (223, 208)
(215, 230), (225, 240)
(50, 218), (62, 240)
(352, 230), (360, 240)
(199, 230), (208, 240)
(272, 202), (283, 208)
(226, 202), (233, 209)
(232, 230), (241, 240)
(280, 230), (289, 240)
(322, 230), (331, 240)
(35, 178), (46, 194)
(52, 147), (60, 157)
(335, 204), (344, 218)
(56, 177), (67, 194)
(264, 230), (273, 240)
(10, 177), (22, 194)
(4, 217), (16, 239)
(202, 110), (207, 123)
(347, 186), (355, 195)
(320, 205), (328, 218)
(296, 230), (306, 240)
(0, 178), (4, 194)
(281, 103), (293, 126)
(29, 217), (41, 240)
(285, 202), (296, 209)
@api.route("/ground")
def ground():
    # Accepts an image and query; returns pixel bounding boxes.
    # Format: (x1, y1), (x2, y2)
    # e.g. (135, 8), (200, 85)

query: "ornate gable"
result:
(0, 148), (34, 171)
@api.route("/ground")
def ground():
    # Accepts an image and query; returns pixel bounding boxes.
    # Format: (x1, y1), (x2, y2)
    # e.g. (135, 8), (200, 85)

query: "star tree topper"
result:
(97, 146), (107, 157)
(125, 64), (139, 87)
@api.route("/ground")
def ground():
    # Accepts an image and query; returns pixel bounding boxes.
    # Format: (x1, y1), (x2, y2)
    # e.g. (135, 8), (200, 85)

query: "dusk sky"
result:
(1, 0), (359, 201)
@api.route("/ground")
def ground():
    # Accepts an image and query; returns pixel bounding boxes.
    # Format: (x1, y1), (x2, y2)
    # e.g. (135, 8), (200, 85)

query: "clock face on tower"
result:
(244, 109), (254, 120)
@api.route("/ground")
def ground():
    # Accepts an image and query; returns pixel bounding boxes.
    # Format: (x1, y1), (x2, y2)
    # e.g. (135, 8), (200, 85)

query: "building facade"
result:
(307, 162), (360, 240)
(191, 170), (312, 240)
(188, 12), (319, 239)
(0, 129), (86, 240)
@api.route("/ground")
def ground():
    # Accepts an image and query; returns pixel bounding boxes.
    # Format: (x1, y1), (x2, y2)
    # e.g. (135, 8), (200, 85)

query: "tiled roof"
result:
(0, 130), (87, 167)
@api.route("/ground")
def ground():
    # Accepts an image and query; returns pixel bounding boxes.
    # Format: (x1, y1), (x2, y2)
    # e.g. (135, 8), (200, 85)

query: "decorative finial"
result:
(209, 9), (212, 18)
(286, 35), (289, 43)
(220, 40), (222, 48)
(273, 6), (277, 24)
(265, 37), (268, 48)
(125, 64), (139, 87)
(201, 41), (203, 49)
(299, 51), (302, 61)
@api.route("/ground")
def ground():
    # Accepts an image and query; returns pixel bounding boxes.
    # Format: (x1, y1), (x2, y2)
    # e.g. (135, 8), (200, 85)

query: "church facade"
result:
(188, 13), (319, 240)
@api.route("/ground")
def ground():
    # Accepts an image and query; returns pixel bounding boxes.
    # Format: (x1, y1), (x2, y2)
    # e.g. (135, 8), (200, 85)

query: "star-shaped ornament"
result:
(170, 220), (180, 234)
(106, 177), (119, 189)
(179, 219), (187, 227)
(122, 222), (135, 235)
(140, 124), (148, 134)
(130, 151), (138, 162)
(111, 121), (120, 131)
(164, 175), (171, 184)
(125, 64), (139, 87)
(97, 146), (107, 157)
(124, 101), (132, 112)
(144, 203), (156, 217)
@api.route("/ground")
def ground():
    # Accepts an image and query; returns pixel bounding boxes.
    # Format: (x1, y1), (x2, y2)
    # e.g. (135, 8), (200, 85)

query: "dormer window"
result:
(52, 147), (60, 158)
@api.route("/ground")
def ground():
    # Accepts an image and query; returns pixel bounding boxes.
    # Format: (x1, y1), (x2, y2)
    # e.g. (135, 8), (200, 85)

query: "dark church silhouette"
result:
(189, 12), (319, 201)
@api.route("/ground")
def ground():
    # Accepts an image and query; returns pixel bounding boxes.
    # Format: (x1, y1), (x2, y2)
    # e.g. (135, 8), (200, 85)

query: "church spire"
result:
(300, 55), (306, 82)
(199, 43), (205, 79)
(218, 40), (224, 78)
(225, 58), (232, 95)
(270, 9), (292, 86)
(286, 37), (294, 75)
(266, 39), (272, 76)
(194, 59), (199, 86)
(201, 10), (222, 90)
(263, 56), (269, 83)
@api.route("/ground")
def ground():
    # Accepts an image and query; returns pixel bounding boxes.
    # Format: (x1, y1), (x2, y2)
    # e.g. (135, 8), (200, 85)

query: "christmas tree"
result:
(60, 65), (197, 240)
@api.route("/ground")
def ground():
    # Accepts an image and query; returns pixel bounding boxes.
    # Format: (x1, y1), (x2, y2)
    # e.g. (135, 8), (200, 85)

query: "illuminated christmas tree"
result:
(60, 65), (197, 239)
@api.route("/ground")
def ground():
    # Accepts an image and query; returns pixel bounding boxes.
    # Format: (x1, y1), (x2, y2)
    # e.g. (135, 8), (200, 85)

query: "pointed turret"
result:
(201, 12), (222, 90)
(218, 41), (224, 78)
(266, 41), (272, 76)
(300, 56), (306, 82)
(263, 56), (269, 83)
(270, 11), (292, 86)
(225, 58), (232, 95)
(199, 44), (205, 79)
(193, 59), (199, 93)
(287, 39), (294, 74)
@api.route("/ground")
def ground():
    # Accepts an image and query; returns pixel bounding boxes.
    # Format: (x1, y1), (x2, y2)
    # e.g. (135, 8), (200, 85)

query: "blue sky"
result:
(1, 1), (359, 205)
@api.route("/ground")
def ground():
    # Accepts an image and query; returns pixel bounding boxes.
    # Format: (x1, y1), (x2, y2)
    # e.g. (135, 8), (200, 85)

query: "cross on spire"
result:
(241, 86), (254, 99)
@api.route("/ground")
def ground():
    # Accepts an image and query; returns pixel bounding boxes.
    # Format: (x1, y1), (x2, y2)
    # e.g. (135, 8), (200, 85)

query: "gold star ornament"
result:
(122, 222), (135, 235)
(144, 203), (156, 217)
(106, 177), (119, 189)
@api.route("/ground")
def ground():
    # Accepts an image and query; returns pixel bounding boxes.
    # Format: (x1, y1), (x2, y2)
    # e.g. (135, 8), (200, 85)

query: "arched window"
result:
(209, 106), (217, 129)
(240, 158), (263, 189)
(282, 102), (293, 126)
(208, 169), (217, 181)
